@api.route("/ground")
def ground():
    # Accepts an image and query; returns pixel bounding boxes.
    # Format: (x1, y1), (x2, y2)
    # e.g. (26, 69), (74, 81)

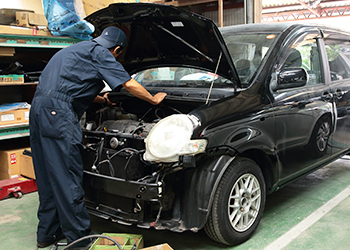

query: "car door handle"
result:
(335, 89), (344, 99)
(321, 92), (333, 101)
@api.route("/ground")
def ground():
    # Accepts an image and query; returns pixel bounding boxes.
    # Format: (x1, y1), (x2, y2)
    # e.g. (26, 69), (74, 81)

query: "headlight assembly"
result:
(144, 114), (207, 162)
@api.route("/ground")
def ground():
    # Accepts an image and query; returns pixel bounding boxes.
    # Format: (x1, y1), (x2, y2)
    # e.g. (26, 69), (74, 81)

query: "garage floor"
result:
(1, 156), (350, 250)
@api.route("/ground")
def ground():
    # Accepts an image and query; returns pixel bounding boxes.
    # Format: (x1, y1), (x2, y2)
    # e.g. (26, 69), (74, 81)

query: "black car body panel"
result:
(82, 3), (350, 246)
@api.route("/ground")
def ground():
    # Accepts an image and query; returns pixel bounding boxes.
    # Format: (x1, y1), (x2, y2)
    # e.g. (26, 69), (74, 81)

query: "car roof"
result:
(219, 22), (350, 35)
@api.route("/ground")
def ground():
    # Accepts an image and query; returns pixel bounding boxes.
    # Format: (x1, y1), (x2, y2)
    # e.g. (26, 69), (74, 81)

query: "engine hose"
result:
(62, 234), (122, 250)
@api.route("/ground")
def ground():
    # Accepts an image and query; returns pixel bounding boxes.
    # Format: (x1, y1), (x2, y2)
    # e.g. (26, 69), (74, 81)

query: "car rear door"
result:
(322, 30), (350, 156)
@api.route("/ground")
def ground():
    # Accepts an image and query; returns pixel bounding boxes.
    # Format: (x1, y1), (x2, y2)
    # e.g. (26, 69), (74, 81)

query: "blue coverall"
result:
(29, 40), (131, 245)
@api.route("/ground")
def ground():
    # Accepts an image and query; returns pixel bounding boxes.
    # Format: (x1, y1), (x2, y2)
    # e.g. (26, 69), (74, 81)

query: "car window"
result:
(222, 32), (279, 87)
(133, 67), (235, 89)
(281, 32), (323, 85)
(323, 31), (350, 82)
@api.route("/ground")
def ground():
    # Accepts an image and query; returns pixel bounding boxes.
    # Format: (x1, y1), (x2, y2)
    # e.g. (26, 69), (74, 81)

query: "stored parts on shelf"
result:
(0, 108), (30, 126)
(0, 47), (15, 57)
(0, 74), (24, 84)
(0, 9), (34, 26)
(16, 12), (47, 28)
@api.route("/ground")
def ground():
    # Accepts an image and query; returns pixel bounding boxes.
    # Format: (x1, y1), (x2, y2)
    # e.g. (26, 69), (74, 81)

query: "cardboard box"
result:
(0, 169), (19, 180)
(20, 154), (35, 179)
(16, 12), (47, 27)
(82, 0), (152, 15)
(0, 148), (29, 180)
(142, 244), (173, 250)
(89, 233), (143, 250)
(0, 74), (24, 84)
(83, 0), (115, 16)
(0, 9), (34, 25)
(0, 47), (15, 57)
(0, 109), (30, 126)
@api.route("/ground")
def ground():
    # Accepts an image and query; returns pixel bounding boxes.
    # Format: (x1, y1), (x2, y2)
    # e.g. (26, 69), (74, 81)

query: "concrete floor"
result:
(1, 157), (350, 250)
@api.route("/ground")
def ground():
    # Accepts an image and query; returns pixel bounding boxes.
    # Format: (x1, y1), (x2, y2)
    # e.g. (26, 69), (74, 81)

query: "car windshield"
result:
(222, 32), (279, 86)
(134, 32), (280, 91)
(134, 67), (236, 89)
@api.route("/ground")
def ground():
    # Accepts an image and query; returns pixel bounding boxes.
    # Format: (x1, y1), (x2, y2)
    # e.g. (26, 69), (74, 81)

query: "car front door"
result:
(270, 29), (335, 183)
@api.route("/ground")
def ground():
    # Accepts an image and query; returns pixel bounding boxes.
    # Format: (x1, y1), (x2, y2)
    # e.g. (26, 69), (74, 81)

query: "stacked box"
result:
(16, 12), (47, 27)
(142, 244), (173, 250)
(0, 148), (29, 180)
(0, 109), (30, 126)
(20, 154), (35, 179)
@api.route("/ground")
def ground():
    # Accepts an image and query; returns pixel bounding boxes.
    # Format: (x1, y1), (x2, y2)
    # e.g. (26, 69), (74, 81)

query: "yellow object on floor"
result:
(89, 233), (143, 250)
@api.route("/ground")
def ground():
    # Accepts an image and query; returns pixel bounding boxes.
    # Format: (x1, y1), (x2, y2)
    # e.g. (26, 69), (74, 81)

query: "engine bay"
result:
(82, 90), (207, 177)
(81, 90), (207, 227)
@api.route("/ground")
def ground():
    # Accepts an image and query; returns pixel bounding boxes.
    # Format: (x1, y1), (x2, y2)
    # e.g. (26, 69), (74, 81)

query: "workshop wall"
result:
(0, 0), (118, 18)
(1, 0), (165, 18)
(1, 0), (45, 15)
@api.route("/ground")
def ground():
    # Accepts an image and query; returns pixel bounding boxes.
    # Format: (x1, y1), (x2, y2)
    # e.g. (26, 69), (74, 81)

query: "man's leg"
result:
(30, 105), (62, 245)
(39, 105), (91, 246)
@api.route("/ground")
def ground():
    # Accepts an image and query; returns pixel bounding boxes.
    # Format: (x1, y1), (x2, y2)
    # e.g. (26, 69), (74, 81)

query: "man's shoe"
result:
(37, 230), (66, 248)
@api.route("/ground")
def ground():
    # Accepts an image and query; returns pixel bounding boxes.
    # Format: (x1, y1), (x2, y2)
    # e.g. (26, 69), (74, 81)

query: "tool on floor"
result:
(50, 234), (123, 250)
(49, 242), (67, 250)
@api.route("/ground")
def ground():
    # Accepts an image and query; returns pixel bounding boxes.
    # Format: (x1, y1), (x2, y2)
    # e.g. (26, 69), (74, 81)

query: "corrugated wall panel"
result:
(202, 8), (245, 27)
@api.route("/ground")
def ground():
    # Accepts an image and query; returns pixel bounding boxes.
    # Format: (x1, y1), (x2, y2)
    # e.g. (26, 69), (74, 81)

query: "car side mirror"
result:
(276, 67), (308, 90)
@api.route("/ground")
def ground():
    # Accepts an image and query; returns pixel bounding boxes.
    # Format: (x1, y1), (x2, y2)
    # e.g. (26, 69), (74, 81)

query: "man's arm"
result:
(122, 78), (167, 105)
(93, 79), (167, 106)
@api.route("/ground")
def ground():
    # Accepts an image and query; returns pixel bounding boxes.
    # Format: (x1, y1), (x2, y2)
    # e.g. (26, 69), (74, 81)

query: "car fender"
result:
(179, 154), (236, 230)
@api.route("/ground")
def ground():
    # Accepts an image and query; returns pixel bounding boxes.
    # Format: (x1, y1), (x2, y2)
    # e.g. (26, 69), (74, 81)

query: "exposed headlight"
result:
(144, 114), (207, 162)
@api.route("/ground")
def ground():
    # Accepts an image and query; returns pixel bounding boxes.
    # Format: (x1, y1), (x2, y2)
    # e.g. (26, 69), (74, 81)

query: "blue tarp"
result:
(41, 0), (94, 40)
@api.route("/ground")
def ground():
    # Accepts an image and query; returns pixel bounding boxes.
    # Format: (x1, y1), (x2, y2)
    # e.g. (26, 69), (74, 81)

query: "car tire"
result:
(204, 157), (266, 245)
(307, 116), (331, 158)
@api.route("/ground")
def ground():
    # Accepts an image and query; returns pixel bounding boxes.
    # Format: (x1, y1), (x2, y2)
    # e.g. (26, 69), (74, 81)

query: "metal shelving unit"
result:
(0, 82), (38, 86)
(0, 123), (30, 140)
(0, 30), (80, 140)
(0, 32), (81, 48)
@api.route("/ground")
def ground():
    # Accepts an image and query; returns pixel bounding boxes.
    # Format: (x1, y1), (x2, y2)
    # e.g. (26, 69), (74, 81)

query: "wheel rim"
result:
(228, 173), (261, 232)
(316, 121), (330, 152)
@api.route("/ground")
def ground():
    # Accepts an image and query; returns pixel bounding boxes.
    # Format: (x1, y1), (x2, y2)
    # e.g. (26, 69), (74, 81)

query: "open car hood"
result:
(85, 3), (239, 86)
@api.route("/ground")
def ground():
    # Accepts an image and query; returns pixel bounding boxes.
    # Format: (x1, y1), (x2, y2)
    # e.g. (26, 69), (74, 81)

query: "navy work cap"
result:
(94, 26), (127, 49)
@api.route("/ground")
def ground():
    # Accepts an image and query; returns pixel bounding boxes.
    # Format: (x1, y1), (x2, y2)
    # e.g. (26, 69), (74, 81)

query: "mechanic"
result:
(29, 26), (167, 249)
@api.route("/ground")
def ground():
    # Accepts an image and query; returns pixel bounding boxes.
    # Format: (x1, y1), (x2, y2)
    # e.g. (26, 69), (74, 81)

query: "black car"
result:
(81, 3), (350, 246)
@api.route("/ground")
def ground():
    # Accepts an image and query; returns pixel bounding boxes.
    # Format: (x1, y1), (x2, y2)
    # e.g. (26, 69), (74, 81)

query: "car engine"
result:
(81, 90), (206, 228)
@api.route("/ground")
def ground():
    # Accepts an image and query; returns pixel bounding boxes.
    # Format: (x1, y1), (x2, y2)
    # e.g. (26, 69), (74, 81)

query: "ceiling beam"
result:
(262, 6), (350, 22)
(295, 0), (321, 17)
